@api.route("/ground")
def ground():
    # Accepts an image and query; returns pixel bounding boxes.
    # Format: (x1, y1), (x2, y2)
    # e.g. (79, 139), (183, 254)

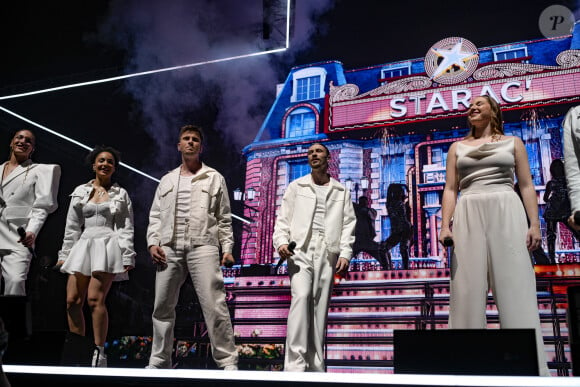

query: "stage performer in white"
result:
(146, 124), (238, 370)
(0, 129), (60, 296)
(438, 96), (549, 376)
(57, 145), (135, 367)
(563, 105), (580, 231)
(273, 142), (356, 372)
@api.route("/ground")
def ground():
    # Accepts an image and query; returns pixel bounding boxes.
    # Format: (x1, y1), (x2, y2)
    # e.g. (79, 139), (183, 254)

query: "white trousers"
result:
(0, 222), (32, 295)
(285, 232), (337, 372)
(450, 189), (550, 376)
(149, 243), (238, 369)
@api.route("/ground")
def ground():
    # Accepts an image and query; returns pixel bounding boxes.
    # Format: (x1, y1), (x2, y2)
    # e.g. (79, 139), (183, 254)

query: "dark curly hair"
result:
(86, 145), (121, 168)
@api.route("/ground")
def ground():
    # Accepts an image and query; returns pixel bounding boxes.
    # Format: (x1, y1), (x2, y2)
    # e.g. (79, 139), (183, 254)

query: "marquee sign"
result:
(326, 37), (580, 133)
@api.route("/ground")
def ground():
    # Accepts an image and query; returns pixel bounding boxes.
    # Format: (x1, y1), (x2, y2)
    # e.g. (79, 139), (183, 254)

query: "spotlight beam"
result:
(0, 0), (293, 227)
(0, 47), (287, 101)
(0, 105), (252, 224)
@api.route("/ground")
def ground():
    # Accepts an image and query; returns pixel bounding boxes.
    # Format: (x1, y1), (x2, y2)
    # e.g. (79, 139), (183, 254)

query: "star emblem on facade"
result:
(431, 40), (478, 79)
(424, 37), (480, 85)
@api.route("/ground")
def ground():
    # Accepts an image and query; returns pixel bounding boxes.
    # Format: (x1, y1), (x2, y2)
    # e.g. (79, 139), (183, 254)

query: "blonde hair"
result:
(467, 95), (504, 137)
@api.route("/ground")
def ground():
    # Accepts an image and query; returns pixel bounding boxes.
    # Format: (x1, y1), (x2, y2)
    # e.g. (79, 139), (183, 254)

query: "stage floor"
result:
(3, 365), (580, 387)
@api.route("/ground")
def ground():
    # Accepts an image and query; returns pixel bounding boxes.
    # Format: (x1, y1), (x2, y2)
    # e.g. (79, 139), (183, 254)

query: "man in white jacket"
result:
(146, 124), (238, 370)
(563, 105), (580, 231)
(0, 129), (60, 295)
(273, 142), (356, 372)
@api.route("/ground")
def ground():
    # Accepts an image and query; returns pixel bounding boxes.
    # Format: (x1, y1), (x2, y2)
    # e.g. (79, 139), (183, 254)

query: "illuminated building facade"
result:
(239, 27), (580, 268)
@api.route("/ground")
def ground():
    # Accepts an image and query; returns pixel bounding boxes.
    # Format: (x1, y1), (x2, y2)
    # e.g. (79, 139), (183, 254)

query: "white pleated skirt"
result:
(60, 226), (128, 281)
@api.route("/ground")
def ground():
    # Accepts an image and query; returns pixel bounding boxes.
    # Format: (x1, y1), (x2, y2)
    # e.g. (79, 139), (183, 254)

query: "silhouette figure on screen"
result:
(382, 184), (413, 270)
(353, 196), (390, 270)
(543, 159), (580, 263)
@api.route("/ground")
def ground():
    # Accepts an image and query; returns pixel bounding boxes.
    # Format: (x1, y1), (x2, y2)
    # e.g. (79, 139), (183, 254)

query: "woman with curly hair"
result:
(57, 145), (135, 367)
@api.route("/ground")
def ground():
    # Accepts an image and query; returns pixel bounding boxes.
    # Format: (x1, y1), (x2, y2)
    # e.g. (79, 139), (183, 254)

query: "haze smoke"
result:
(97, 0), (336, 176)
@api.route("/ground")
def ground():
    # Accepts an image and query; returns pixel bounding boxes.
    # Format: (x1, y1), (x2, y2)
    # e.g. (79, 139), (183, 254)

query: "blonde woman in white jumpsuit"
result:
(439, 96), (549, 376)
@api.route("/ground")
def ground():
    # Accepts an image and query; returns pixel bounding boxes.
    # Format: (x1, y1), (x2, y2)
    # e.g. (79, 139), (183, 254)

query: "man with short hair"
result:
(146, 124), (238, 370)
(273, 142), (356, 372)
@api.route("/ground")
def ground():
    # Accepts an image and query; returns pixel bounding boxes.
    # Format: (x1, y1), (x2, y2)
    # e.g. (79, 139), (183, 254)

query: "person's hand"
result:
(526, 225), (542, 251)
(277, 244), (295, 262)
(568, 211), (580, 231)
(53, 259), (65, 272)
(18, 231), (36, 248)
(438, 229), (453, 246)
(221, 253), (235, 268)
(124, 265), (135, 272)
(335, 257), (349, 275)
(149, 245), (166, 265)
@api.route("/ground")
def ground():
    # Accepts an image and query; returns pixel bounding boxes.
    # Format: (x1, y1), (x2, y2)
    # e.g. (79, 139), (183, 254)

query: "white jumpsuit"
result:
(450, 138), (549, 376)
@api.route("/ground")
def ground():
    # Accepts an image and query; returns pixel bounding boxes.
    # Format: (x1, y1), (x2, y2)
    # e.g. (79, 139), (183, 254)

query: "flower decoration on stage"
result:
(424, 37), (479, 85)
(106, 336), (152, 361)
(237, 343), (283, 359)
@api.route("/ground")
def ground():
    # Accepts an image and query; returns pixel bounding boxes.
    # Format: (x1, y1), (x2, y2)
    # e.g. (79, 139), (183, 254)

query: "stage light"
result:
(0, 0), (291, 101)
(0, 1), (292, 227)
(0, 48), (288, 101)
(0, 105), (252, 225)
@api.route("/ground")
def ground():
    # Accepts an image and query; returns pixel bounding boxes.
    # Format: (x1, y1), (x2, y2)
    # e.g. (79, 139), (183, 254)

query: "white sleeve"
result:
(58, 191), (83, 261)
(27, 164), (61, 235)
(115, 188), (136, 267)
(564, 106), (580, 213)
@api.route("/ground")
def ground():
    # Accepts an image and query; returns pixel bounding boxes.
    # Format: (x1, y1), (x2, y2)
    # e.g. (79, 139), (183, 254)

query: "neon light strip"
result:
(0, 0), (292, 226)
(0, 105), (252, 224)
(0, 0), (291, 101)
(0, 105), (159, 182)
(0, 1), (291, 100)
(285, 0), (291, 49)
(2, 364), (567, 385)
(0, 48), (287, 101)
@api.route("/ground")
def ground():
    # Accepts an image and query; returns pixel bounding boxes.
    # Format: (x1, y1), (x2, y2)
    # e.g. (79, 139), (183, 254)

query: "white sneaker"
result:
(145, 365), (157, 369)
(96, 354), (107, 367)
(92, 346), (107, 367)
(224, 365), (238, 371)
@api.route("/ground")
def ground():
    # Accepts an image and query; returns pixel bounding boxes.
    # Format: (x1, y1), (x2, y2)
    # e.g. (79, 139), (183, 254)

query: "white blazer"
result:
(0, 160), (60, 237)
(273, 174), (356, 260)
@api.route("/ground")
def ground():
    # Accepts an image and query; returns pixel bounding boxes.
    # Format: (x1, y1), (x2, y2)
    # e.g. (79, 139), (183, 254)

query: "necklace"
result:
(93, 186), (107, 197)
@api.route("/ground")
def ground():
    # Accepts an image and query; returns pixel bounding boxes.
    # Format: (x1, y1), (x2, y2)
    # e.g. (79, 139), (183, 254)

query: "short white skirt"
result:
(60, 226), (129, 281)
